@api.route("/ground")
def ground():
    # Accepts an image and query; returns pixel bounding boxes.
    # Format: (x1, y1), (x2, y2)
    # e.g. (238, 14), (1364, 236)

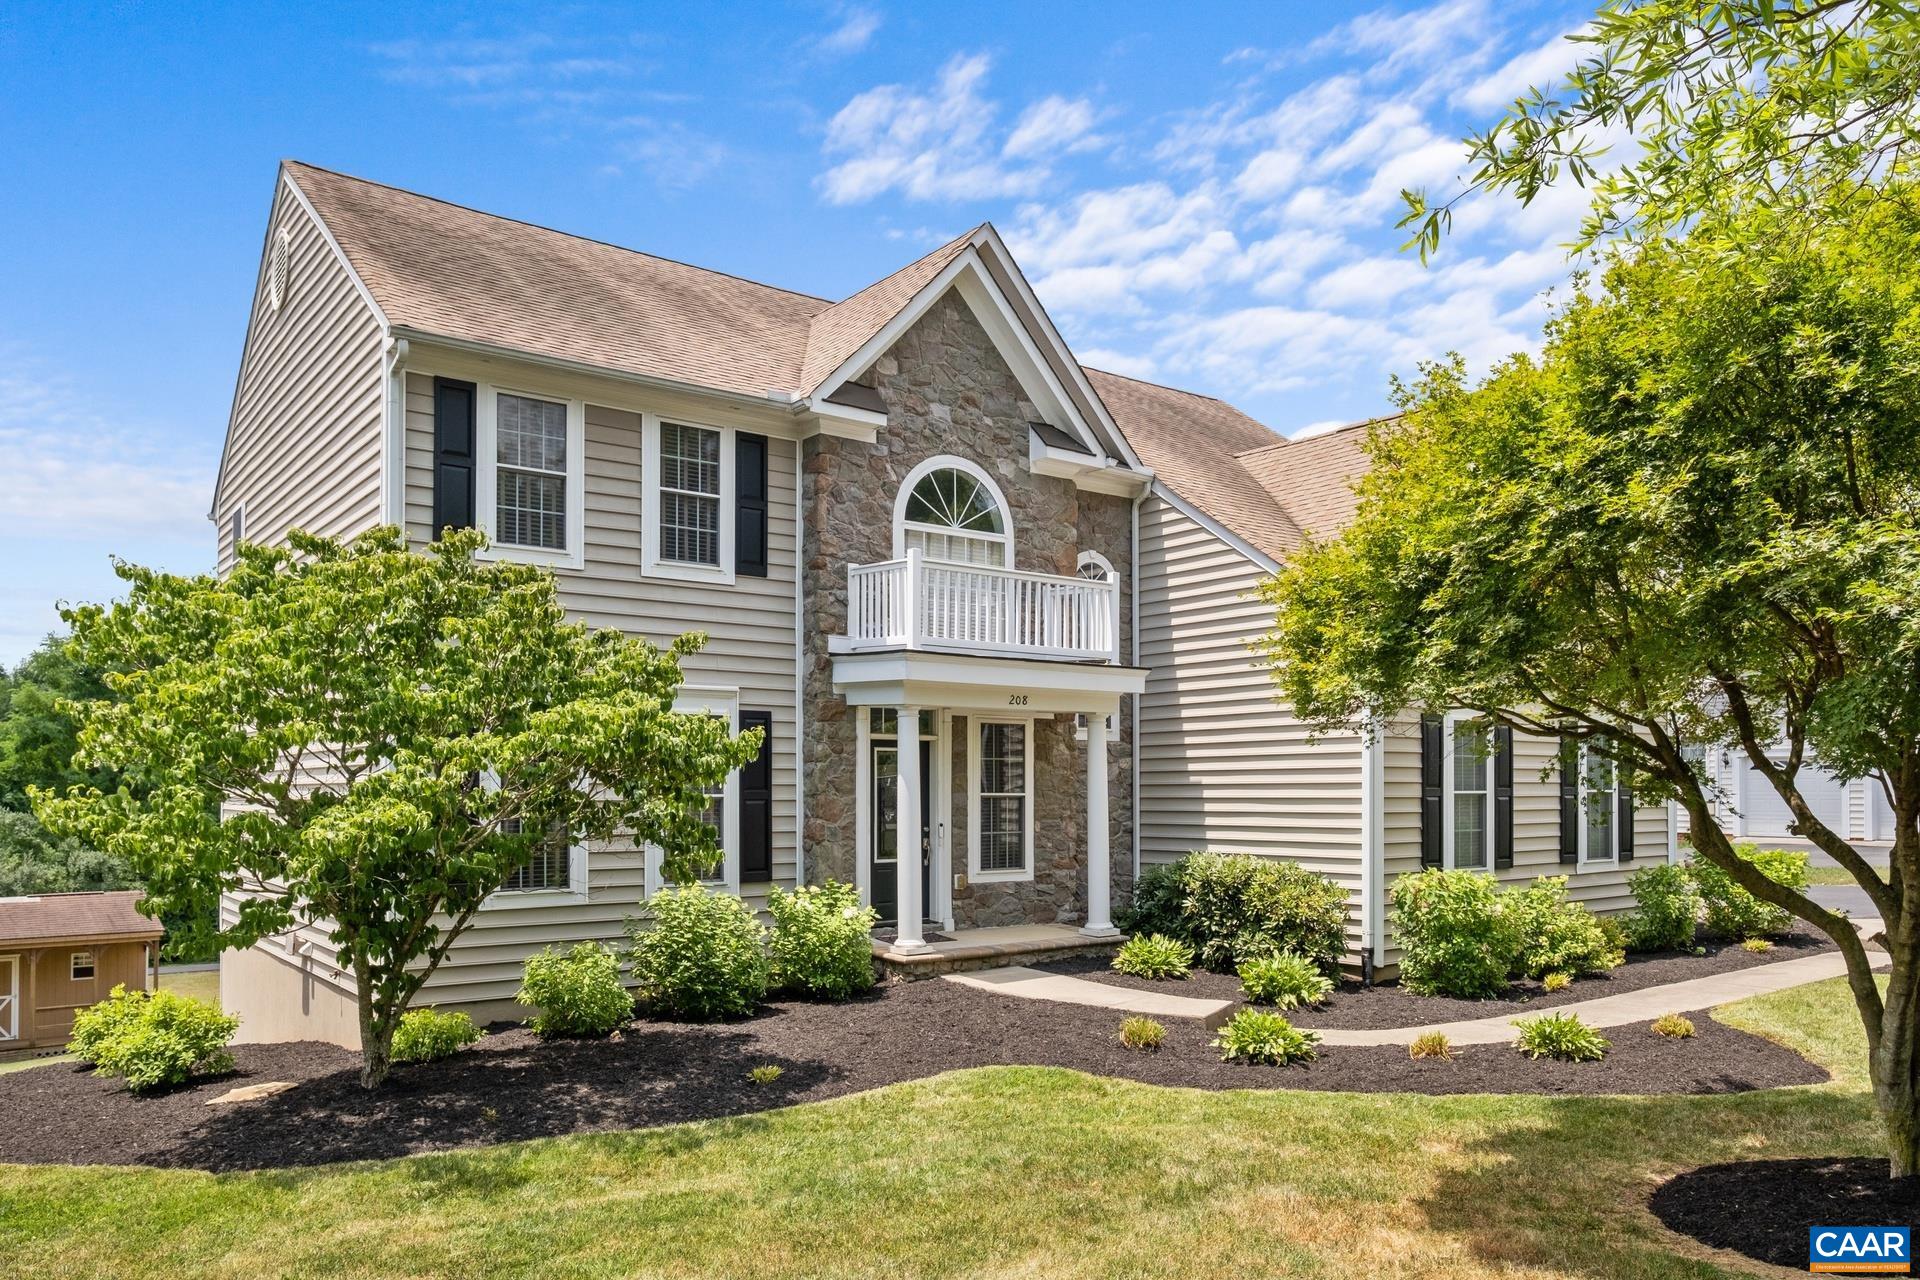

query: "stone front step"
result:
(873, 923), (1125, 978)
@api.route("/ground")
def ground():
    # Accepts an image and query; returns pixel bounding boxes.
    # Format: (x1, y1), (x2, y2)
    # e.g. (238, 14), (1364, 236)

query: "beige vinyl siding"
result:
(1381, 715), (1674, 965)
(214, 181), (385, 570)
(399, 371), (801, 1008)
(1136, 494), (1367, 952)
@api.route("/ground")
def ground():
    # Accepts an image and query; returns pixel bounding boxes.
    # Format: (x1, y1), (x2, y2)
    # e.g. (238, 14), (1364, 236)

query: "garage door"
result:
(1741, 761), (1848, 837)
(1870, 782), (1896, 842)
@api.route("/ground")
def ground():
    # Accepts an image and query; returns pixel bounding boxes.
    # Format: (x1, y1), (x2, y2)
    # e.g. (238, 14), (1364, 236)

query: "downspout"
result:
(794, 445), (807, 889)
(1130, 484), (1146, 893)
(1360, 713), (1386, 986)
(382, 335), (410, 529)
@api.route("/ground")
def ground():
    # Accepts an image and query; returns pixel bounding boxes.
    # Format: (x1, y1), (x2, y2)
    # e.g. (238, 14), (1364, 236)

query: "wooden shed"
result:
(0, 892), (163, 1052)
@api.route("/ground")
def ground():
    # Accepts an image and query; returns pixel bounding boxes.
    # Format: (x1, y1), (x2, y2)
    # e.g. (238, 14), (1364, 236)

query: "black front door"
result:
(871, 737), (933, 926)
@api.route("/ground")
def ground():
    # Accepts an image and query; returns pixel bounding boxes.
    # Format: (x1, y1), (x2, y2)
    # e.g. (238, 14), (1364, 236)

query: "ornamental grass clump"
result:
(1118, 1016), (1166, 1052)
(1112, 933), (1193, 980)
(517, 942), (633, 1038)
(1408, 1031), (1453, 1061)
(1514, 1012), (1610, 1062)
(627, 884), (770, 1021)
(1237, 952), (1333, 1009)
(1212, 1009), (1320, 1065)
(68, 985), (239, 1093)
(1651, 1013), (1696, 1039)
(1541, 971), (1572, 992)
(767, 880), (876, 1001)
(391, 1008), (483, 1063)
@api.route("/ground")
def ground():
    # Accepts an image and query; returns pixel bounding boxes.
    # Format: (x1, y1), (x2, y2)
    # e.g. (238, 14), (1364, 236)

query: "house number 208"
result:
(1006, 694), (1030, 706)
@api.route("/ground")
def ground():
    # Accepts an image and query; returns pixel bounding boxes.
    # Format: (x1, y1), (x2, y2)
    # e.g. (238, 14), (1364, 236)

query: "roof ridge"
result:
(282, 159), (834, 307)
(1081, 364), (1242, 410)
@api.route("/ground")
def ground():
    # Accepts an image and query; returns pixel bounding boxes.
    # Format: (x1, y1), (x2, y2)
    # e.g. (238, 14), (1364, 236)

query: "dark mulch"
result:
(1651, 1157), (1920, 1268)
(1037, 924), (1835, 1030)
(0, 979), (1823, 1173)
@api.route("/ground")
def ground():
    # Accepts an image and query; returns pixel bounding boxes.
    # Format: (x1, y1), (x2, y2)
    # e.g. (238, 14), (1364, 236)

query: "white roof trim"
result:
(806, 241), (1110, 462)
(1150, 479), (1282, 576)
(971, 225), (1145, 472)
(279, 169), (389, 330)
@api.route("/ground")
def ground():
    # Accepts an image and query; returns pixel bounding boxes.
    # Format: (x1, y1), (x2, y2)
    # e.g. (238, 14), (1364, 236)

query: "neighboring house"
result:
(1105, 377), (1677, 973)
(0, 892), (161, 1052)
(213, 162), (1679, 1043)
(1680, 747), (1898, 850)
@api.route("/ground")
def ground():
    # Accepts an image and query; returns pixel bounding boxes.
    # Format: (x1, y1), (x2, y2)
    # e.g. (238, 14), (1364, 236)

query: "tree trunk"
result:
(1868, 928), (1920, 1181)
(357, 994), (396, 1090)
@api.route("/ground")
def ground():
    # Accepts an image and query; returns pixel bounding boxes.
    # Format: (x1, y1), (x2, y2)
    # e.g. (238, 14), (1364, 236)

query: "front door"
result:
(871, 738), (933, 926)
(0, 955), (17, 1042)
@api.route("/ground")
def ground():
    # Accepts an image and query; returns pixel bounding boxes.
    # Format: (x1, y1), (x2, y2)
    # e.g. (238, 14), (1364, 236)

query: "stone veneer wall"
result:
(800, 288), (1135, 927)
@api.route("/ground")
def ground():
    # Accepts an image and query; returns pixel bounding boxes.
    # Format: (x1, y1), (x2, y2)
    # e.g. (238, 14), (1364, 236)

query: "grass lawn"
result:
(1804, 863), (1889, 886)
(0, 975), (1891, 1280)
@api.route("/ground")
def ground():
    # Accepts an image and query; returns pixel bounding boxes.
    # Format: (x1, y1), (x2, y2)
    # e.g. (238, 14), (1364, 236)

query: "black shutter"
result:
(432, 378), (477, 535)
(1617, 763), (1635, 861)
(735, 432), (769, 577)
(1420, 714), (1444, 868)
(1558, 736), (1580, 863)
(1494, 723), (1514, 870)
(737, 710), (774, 882)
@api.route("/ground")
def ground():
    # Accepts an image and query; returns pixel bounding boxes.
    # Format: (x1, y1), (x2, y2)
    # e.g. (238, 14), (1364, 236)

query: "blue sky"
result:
(0, 0), (1597, 664)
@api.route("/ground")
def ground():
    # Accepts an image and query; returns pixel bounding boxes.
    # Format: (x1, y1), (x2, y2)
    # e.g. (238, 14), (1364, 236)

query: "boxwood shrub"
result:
(628, 883), (770, 1021)
(68, 984), (239, 1093)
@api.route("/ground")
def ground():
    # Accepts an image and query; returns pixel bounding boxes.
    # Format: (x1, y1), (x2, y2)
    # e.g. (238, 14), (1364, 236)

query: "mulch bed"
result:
(1036, 925), (1835, 1030)
(0, 979), (1823, 1173)
(1651, 1157), (1920, 1268)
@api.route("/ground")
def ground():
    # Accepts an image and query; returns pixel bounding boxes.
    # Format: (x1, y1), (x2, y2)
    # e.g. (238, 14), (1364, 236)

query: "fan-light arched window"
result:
(895, 459), (1011, 567)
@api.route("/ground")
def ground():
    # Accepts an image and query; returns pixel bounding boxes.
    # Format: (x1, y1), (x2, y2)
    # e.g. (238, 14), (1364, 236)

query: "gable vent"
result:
(267, 226), (291, 312)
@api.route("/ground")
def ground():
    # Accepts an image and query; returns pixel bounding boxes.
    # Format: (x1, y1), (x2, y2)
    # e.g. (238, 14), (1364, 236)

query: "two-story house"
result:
(212, 162), (1676, 1043)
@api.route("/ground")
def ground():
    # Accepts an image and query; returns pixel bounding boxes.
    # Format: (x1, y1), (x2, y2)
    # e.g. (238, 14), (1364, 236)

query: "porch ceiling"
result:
(830, 648), (1144, 714)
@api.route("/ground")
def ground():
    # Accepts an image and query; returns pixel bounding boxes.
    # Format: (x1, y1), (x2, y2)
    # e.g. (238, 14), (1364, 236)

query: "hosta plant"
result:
(1212, 1009), (1320, 1065)
(1237, 952), (1333, 1009)
(1112, 933), (1193, 980)
(1514, 1012), (1609, 1062)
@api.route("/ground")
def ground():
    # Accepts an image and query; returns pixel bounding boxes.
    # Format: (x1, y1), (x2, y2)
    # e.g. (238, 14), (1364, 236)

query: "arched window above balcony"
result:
(893, 457), (1012, 567)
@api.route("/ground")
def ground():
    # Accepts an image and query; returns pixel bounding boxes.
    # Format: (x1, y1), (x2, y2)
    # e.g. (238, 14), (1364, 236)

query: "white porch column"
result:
(1083, 711), (1120, 938)
(894, 704), (927, 950)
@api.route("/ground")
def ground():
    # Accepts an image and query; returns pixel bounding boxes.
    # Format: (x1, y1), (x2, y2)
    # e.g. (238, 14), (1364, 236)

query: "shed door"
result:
(0, 955), (16, 1042)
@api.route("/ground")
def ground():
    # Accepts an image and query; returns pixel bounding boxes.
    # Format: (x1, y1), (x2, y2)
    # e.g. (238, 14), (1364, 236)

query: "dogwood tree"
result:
(35, 527), (757, 1087)
(1262, 192), (1920, 1178)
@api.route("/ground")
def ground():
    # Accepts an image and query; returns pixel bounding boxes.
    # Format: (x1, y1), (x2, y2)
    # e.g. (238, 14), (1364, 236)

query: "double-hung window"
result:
(645, 689), (741, 892)
(470, 382), (585, 569)
(644, 417), (734, 581)
(499, 819), (576, 893)
(1582, 749), (1619, 862)
(970, 719), (1032, 880)
(1447, 716), (1491, 870)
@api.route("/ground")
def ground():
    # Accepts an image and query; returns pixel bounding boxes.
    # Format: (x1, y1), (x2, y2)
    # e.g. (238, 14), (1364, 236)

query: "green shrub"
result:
(1651, 1012), (1696, 1038)
(1118, 1016), (1166, 1051)
(1237, 952), (1334, 1008)
(517, 942), (633, 1038)
(1625, 863), (1700, 951)
(1541, 971), (1572, 992)
(1177, 852), (1349, 973)
(68, 985), (238, 1092)
(1408, 1031), (1452, 1060)
(1690, 844), (1808, 939)
(1513, 1012), (1610, 1062)
(627, 883), (770, 1021)
(1507, 876), (1622, 978)
(767, 880), (876, 1000)
(1212, 1009), (1320, 1065)
(748, 1064), (784, 1085)
(1390, 868), (1520, 997)
(1117, 861), (1189, 941)
(392, 1008), (482, 1063)
(1112, 933), (1193, 979)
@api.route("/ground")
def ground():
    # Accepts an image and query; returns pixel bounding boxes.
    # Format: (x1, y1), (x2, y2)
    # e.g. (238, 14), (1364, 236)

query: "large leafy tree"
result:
(1403, 0), (1920, 255)
(0, 633), (119, 810)
(1261, 191), (1920, 1178)
(35, 527), (757, 1088)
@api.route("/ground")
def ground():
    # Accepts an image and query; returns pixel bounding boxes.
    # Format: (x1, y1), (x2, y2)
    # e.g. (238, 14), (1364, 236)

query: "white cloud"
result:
(1456, 27), (1583, 113)
(1003, 96), (1101, 160)
(816, 7), (882, 55)
(1291, 418), (1355, 439)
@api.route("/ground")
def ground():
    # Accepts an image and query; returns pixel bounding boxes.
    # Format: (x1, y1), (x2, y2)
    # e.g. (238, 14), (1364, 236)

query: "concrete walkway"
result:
(945, 945), (1889, 1047)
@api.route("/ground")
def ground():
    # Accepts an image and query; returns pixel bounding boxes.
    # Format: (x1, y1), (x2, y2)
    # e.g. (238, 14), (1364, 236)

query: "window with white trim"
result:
(645, 689), (741, 893)
(897, 461), (1010, 567)
(1445, 714), (1491, 870)
(495, 392), (570, 551)
(498, 819), (575, 892)
(1582, 748), (1619, 862)
(970, 719), (1032, 878)
(70, 951), (95, 981)
(658, 422), (722, 565)
(1076, 550), (1114, 581)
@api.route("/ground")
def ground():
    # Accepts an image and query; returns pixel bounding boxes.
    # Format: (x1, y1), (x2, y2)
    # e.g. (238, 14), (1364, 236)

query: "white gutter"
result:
(381, 335), (409, 527)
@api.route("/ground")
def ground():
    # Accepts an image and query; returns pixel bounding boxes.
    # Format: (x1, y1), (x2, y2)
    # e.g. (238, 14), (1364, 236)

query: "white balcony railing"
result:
(844, 549), (1121, 663)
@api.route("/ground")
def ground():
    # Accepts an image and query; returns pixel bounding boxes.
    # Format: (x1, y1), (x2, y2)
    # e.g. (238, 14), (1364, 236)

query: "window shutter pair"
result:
(432, 378), (477, 535)
(1418, 715), (1514, 870)
(738, 709), (775, 883)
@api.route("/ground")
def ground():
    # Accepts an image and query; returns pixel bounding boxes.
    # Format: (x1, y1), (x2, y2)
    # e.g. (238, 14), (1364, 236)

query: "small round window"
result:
(899, 465), (1009, 566)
